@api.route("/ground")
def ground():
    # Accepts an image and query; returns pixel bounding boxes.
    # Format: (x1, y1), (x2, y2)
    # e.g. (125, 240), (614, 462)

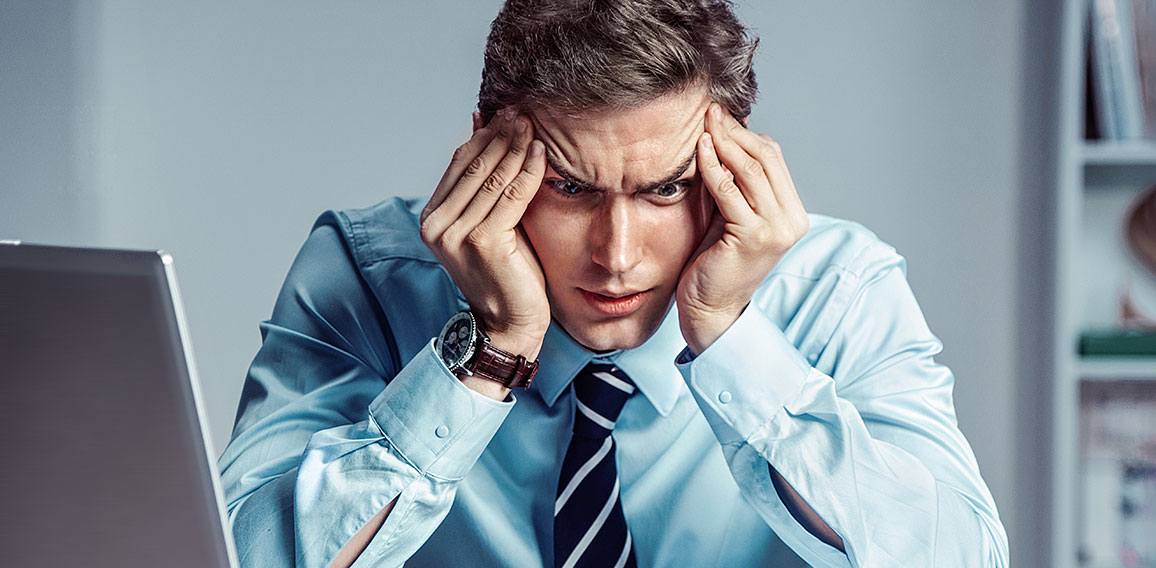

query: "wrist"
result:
(679, 305), (745, 355)
(472, 312), (547, 356)
(436, 311), (543, 400)
(482, 328), (545, 361)
(457, 374), (512, 401)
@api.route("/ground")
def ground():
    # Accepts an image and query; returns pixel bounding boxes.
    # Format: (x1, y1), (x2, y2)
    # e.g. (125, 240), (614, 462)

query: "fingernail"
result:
(529, 140), (543, 156)
(710, 105), (722, 120)
(702, 133), (714, 149)
(504, 109), (514, 123)
(516, 118), (527, 133)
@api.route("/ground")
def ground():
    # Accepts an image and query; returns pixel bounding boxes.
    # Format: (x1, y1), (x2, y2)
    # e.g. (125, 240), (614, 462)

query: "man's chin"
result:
(556, 313), (664, 353)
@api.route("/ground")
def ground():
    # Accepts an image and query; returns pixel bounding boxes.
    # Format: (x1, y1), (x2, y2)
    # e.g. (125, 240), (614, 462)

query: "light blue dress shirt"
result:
(218, 198), (1008, 567)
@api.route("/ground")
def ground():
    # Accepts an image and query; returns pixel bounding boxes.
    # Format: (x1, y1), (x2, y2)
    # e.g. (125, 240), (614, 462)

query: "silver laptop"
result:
(0, 242), (239, 567)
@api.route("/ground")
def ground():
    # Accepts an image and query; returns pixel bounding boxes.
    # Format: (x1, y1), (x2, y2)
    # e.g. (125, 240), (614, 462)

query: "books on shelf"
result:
(1087, 0), (1154, 140)
(1081, 328), (1156, 355)
(1079, 381), (1156, 567)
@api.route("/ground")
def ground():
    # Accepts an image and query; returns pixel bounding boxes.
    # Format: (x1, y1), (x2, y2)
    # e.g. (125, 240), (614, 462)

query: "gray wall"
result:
(1, 1), (1049, 564)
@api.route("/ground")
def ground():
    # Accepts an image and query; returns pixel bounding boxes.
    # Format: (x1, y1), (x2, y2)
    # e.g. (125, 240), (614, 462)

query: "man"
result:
(219, 1), (1009, 566)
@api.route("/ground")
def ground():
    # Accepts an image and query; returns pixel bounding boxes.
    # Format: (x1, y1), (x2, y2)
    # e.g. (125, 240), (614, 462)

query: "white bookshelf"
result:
(1081, 141), (1156, 165)
(1079, 357), (1156, 381)
(1054, 1), (1156, 566)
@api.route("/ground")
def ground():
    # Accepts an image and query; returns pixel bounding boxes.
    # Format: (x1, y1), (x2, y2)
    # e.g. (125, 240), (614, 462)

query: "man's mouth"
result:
(578, 288), (649, 316)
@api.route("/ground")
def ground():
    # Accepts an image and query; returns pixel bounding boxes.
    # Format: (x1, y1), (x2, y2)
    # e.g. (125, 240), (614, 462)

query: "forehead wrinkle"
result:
(545, 147), (698, 192)
(531, 91), (710, 192)
(544, 150), (593, 187)
(531, 114), (593, 181)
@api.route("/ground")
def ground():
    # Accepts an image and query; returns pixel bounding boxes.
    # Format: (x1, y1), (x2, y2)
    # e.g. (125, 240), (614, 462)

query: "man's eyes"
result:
(548, 179), (587, 197)
(544, 179), (692, 201)
(651, 181), (691, 199)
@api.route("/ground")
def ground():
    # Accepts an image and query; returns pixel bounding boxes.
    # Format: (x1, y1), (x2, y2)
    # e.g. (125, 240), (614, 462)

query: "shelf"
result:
(1079, 356), (1156, 381)
(1082, 142), (1156, 186)
(1081, 141), (1156, 166)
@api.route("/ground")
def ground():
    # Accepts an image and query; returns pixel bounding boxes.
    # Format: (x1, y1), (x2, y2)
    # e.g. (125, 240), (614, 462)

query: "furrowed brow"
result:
(544, 150), (698, 193)
(544, 153), (596, 190)
(640, 152), (697, 192)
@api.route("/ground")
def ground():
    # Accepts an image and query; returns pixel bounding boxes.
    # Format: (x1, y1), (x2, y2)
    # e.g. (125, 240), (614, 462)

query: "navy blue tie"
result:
(554, 363), (638, 568)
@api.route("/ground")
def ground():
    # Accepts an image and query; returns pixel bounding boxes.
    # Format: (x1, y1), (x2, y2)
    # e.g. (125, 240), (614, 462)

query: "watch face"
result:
(438, 312), (476, 370)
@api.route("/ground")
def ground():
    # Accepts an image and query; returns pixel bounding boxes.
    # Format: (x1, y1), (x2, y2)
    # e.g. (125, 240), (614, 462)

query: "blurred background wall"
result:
(0, 1), (1058, 564)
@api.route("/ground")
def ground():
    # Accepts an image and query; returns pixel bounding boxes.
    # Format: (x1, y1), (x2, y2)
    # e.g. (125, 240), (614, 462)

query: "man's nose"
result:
(590, 200), (643, 275)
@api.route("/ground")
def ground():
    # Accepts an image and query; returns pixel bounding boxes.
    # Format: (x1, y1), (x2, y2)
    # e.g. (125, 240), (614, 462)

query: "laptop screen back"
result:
(0, 244), (236, 567)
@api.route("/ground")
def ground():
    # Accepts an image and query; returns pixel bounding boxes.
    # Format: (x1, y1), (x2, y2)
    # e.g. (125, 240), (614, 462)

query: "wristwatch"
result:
(436, 311), (539, 389)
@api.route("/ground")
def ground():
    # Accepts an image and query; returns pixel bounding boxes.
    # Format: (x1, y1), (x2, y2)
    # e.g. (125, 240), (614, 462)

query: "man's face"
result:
(522, 88), (714, 351)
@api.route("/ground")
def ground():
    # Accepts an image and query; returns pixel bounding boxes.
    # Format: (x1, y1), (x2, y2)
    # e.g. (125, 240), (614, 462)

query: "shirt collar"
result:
(531, 303), (685, 417)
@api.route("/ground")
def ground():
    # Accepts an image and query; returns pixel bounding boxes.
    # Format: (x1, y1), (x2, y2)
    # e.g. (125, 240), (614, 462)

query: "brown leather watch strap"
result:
(466, 341), (540, 389)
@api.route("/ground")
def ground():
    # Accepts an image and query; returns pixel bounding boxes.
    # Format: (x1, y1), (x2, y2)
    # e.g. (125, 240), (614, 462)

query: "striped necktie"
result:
(554, 363), (638, 568)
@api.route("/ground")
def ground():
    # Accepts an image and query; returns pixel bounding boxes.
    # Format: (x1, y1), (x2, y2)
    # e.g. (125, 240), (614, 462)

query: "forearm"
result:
(677, 304), (1007, 566)
(328, 498), (397, 568)
(769, 464), (844, 552)
(706, 381), (1004, 567)
(222, 342), (513, 567)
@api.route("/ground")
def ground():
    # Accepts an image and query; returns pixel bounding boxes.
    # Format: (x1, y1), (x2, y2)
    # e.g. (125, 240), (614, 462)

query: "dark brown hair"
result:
(478, 0), (759, 122)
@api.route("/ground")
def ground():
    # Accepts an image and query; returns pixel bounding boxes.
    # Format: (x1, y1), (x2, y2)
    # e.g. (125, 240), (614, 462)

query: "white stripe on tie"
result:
(560, 477), (621, 568)
(576, 399), (616, 430)
(555, 436), (613, 515)
(593, 371), (635, 394)
(613, 531), (632, 568)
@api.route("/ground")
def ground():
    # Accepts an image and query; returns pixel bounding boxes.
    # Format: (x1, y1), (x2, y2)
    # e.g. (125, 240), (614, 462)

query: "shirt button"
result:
(435, 425), (450, 438)
(718, 391), (732, 404)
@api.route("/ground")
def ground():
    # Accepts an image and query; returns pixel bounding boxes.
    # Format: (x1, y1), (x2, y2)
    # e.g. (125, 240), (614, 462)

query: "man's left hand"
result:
(677, 103), (810, 355)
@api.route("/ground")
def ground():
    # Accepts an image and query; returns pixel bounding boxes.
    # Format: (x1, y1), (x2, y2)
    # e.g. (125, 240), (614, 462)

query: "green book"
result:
(1080, 329), (1156, 356)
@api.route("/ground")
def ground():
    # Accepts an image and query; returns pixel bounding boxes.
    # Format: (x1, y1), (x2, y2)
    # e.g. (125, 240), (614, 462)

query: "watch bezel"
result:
(437, 310), (480, 373)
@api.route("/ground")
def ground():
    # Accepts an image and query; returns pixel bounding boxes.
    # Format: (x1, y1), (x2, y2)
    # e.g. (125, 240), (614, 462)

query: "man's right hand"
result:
(419, 109), (550, 383)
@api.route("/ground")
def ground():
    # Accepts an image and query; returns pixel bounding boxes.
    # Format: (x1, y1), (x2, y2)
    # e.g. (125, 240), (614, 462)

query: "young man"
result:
(219, 1), (1008, 566)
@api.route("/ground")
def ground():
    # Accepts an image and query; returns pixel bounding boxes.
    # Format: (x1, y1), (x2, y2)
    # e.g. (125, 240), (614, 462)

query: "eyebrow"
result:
(544, 150), (698, 193)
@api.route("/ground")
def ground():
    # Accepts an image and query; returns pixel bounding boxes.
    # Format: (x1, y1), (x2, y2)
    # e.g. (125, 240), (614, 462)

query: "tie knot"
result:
(571, 363), (635, 439)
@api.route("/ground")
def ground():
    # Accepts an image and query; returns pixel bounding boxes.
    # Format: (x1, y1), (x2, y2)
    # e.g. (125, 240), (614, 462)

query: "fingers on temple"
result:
(454, 116), (537, 235)
(715, 112), (800, 212)
(422, 113), (520, 241)
(425, 116), (499, 220)
(697, 133), (757, 225)
(743, 130), (800, 211)
(482, 140), (546, 233)
(706, 110), (776, 216)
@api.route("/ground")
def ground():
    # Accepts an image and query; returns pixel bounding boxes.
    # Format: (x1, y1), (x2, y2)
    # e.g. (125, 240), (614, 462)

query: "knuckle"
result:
(759, 142), (781, 162)
(419, 221), (436, 245)
(465, 155), (488, 178)
(451, 143), (472, 165)
(440, 225), (466, 249)
(506, 140), (526, 157)
(716, 177), (740, 196)
(479, 174), (505, 195)
(463, 227), (489, 248)
(752, 225), (775, 245)
(742, 158), (764, 177)
(796, 215), (811, 237)
(503, 181), (530, 202)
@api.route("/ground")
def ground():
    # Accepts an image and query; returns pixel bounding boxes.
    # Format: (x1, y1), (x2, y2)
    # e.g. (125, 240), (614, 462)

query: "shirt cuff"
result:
(369, 339), (514, 479)
(676, 306), (811, 445)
